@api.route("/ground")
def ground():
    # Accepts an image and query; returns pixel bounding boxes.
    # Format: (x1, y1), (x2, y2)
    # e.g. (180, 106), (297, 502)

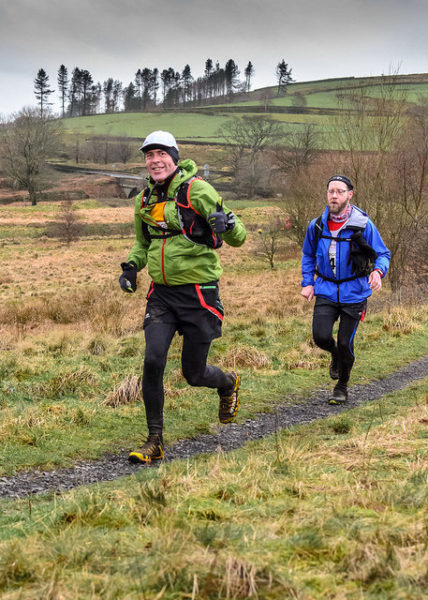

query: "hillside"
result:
(0, 147), (427, 597)
(61, 73), (428, 150)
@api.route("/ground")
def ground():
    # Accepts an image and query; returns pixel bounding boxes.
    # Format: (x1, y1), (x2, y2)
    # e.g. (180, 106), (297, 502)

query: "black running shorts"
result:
(143, 281), (224, 342)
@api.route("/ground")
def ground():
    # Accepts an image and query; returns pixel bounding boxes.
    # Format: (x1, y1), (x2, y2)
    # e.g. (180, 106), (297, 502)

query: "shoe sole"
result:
(328, 397), (347, 405)
(219, 372), (240, 424)
(128, 450), (164, 464)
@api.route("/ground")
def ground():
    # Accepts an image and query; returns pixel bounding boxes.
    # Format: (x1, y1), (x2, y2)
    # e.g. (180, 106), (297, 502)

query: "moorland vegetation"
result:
(0, 72), (426, 599)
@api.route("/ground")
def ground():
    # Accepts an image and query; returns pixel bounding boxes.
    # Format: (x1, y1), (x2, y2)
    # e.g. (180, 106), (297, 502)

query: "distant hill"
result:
(61, 73), (428, 151)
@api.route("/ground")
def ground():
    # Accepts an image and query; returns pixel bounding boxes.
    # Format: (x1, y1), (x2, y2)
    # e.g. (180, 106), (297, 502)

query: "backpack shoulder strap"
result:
(175, 176), (203, 212)
(314, 215), (323, 248)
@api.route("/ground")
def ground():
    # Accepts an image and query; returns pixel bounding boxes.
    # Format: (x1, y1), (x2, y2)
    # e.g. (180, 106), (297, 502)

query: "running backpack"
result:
(313, 215), (377, 281)
(141, 177), (223, 249)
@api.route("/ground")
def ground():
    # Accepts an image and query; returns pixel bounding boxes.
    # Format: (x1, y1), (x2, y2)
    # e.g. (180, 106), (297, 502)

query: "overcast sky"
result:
(0, 0), (427, 117)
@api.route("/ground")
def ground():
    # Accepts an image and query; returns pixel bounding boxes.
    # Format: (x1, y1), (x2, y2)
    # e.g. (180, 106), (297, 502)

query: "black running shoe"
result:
(129, 434), (164, 464)
(218, 371), (240, 423)
(329, 351), (339, 380)
(328, 383), (348, 405)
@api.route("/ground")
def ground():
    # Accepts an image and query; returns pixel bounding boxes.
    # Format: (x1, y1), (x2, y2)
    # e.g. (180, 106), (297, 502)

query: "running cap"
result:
(139, 130), (179, 164)
(327, 175), (353, 190)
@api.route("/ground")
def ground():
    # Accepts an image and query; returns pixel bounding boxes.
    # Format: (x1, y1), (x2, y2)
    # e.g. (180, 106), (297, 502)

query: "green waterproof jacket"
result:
(127, 159), (246, 286)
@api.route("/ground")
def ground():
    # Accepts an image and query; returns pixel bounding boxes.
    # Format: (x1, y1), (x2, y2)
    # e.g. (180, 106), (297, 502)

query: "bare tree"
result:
(218, 116), (284, 196)
(386, 102), (428, 291)
(55, 199), (82, 244)
(274, 124), (319, 176)
(260, 88), (274, 113)
(334, 73), (407, 226)
(332, 72), (427, 291)
(111, 139), (134, 163)
(280, 162), (328, 246)
(256, 213), (291, 269)
(0, 108), (62, 205)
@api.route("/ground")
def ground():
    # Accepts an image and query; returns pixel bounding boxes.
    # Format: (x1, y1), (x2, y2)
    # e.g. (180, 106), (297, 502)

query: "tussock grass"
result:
(103, 375), (141, 407)
(33, 368), (97, 399)
(281, 340), (325, 371)
(0, 285), (144, 337)
(217, 344), (271, 370)
(382, 305), (422, 335)
(0, 379), (426, 599)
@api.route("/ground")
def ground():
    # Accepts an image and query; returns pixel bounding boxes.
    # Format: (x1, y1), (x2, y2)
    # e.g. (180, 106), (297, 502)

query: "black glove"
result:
(208, 203), (235, 234)
(119, 261), (137, 293)
(348, 232), (378, 275)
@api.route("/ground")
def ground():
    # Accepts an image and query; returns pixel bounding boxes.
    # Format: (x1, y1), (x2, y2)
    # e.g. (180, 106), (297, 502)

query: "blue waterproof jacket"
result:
(301, 205), (390, 304)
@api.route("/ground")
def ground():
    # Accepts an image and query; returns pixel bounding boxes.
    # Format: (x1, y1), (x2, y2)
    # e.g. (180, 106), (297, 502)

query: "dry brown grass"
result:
(0, 285), (146, 338)
(217, 345), (271, 370)
(220, 267), (304, 320)
(281, 342), (325, 371)
(382, 306), (422, 335)
(103, 375), (141, 407)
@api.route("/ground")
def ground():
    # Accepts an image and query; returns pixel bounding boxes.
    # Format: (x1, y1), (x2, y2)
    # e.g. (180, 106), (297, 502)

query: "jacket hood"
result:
(322, 204), (369, 228)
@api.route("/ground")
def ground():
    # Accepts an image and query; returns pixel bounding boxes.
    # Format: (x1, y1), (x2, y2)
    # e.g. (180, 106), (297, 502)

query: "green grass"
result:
(60, 74), (428, 151)
(1, 186), (427, 598)
(0, 377), (426, 599)
(0, 289), (426, 475)
(62, 112), (232, 142)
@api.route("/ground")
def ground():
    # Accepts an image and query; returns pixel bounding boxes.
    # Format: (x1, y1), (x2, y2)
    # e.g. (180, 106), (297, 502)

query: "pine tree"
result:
(80, 70), (94, 116)
(225, 59), (240, 97)
(161, 68), (175, 105)
(57, 65), (69, 117)
(204, 58), (213, 99)
(69, 68), (82, 116)
(244, 61), (254, 93)
(34, 68), (54, 117)
(103, 78), (114, 113)
(276, 60), (293, 96)
(123, 82), (138, 112)
(182, 65), (193, 104)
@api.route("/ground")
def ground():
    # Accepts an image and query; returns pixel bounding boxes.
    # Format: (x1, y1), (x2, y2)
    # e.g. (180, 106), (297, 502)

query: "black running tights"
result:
(312, 302), (361, 386)
(142, 323), (232, 438)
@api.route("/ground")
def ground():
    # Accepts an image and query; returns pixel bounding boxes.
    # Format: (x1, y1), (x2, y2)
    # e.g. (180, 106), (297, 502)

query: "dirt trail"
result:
(1, 356), (427, 499)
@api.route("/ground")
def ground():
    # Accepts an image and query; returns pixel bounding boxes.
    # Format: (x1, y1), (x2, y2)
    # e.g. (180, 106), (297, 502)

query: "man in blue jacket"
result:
(301, 175), (390, 404)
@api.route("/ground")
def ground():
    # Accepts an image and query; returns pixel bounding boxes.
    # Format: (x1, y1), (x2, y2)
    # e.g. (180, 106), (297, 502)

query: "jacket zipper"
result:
(161, 235), (168, 285)
(336, 230), (341, 303)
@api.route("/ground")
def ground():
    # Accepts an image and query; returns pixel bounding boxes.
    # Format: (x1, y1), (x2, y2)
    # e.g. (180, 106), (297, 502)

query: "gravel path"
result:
(1, 356), (427, 499)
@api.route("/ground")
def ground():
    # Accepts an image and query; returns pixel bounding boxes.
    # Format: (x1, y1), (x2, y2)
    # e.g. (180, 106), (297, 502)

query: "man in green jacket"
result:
(119, 130), (247, 464)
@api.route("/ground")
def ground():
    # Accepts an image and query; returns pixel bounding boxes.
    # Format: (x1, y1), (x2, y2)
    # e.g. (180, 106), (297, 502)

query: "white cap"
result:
(139, 130), (178, 152)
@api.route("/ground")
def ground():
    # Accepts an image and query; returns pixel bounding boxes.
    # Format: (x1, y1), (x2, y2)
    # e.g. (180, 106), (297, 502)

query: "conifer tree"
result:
(276, 60), (293, 96)
(244, 61), (254, 92)
(34, 68), (54, 116)
(57, 65), (69, 117)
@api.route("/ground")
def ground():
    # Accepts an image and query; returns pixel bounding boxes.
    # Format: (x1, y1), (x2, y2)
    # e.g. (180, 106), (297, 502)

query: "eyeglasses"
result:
(327, 189), (349, 195)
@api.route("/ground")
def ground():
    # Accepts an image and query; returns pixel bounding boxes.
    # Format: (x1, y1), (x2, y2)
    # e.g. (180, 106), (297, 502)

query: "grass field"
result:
(0, 374), (426, 598)
(60, 73), (428, 152)
(0, 185), (427, 597)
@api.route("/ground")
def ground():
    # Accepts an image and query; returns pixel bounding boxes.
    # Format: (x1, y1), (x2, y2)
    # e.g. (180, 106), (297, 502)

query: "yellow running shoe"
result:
(129, 435), (164, 464)
(218, 371), (240, 423)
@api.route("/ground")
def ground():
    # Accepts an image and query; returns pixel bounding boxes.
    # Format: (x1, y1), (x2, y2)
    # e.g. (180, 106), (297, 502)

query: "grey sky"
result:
(0, 0), (427, 116)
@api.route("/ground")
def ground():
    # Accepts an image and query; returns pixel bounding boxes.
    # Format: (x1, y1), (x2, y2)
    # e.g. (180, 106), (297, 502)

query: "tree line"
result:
(34, 59), (293, 117)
